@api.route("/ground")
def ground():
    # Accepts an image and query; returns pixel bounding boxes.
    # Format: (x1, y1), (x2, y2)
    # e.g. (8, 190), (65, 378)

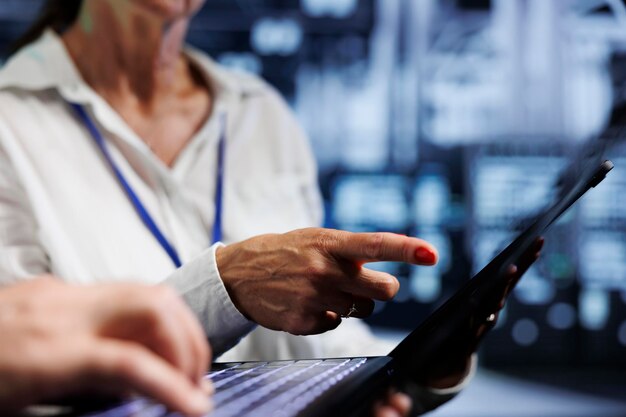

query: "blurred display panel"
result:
(470, 155), (566, 227)
(470, 142), (626, 367)
(577, 144), (626, 367)
(467, 146), (576, 366)
(1, 0), (625, 368)
(331, 174), (410, 232)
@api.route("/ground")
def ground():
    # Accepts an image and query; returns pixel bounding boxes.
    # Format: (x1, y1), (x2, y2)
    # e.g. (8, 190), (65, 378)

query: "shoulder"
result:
(0, 30), (70, 93)
(0, 31), (72, 114)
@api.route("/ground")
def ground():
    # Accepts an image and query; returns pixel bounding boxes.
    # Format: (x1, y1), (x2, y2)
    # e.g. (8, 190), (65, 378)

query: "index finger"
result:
(329, 232), (438, 265)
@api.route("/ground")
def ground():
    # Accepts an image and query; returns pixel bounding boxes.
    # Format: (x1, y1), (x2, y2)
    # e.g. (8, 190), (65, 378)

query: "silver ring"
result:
(343, 303), (358, 319)
(485, 313), (496, 323)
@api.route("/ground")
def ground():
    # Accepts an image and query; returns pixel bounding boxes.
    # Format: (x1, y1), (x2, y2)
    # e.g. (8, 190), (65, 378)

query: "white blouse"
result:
(0, 30), (387, 360)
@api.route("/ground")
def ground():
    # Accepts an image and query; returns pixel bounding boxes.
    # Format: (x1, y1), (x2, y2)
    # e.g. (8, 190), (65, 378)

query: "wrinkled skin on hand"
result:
(217, 228), (438, 335)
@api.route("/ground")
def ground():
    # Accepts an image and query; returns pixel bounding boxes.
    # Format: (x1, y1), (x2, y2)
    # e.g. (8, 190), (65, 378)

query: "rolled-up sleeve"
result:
(163, 243), (256, 356)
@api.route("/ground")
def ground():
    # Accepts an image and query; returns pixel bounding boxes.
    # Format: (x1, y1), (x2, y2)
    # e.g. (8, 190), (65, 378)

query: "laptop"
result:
(70, 148), (613, 417)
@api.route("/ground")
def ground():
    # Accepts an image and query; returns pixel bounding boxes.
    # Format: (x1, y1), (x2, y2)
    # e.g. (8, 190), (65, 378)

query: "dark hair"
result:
(10, 0), (83, 54)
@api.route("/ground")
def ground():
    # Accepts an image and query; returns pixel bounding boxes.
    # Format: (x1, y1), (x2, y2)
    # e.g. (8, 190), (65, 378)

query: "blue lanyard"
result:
(69, 102), (226, 268)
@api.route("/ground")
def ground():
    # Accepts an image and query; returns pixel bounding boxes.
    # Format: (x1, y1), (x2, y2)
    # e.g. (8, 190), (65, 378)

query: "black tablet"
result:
(391, 150), (614, 374)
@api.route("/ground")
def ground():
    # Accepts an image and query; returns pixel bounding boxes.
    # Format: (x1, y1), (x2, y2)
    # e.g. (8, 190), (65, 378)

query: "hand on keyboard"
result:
(0, 278), (212, 417)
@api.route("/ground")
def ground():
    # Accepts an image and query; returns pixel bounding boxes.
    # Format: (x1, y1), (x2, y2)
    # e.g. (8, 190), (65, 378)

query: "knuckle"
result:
(137, 298), (169, 331)
(313, 235), (330, 253)
(304, 260), (329, 279)
(145, 287), (180, 315)
(108, 349), (143, 380)
(152, 285), (179, 303)
(313, 229), (340, 253)
(402, 240), (415, 263)
(143, 310), (164, 333)
(363, 234), (385, 260)
(378, 276), (399, 300)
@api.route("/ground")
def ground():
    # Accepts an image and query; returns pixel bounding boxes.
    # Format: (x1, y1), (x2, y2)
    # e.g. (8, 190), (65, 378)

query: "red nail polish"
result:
(416, 247), (437, 265)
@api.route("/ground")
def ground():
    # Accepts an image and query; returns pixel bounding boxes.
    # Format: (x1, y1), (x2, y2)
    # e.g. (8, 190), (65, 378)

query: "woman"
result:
(0, 0), (482, 415)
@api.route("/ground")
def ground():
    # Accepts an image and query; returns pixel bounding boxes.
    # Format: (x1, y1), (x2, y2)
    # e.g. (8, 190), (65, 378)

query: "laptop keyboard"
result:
(84, 358), (368, 417)
(208, 358), (368, 417)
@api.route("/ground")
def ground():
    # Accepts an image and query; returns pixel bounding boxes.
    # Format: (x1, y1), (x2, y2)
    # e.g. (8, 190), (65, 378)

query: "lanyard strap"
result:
(212, 114), (226, 244)
(69, 102), (225, 268)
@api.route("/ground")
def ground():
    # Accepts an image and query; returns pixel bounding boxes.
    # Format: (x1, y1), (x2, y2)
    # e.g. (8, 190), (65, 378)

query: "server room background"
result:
(1, 0), (625, 415)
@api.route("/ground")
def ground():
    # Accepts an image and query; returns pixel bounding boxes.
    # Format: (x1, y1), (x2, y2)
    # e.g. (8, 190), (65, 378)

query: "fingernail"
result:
(188, 391), (211, 416)
(416, 247), (437, 265)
